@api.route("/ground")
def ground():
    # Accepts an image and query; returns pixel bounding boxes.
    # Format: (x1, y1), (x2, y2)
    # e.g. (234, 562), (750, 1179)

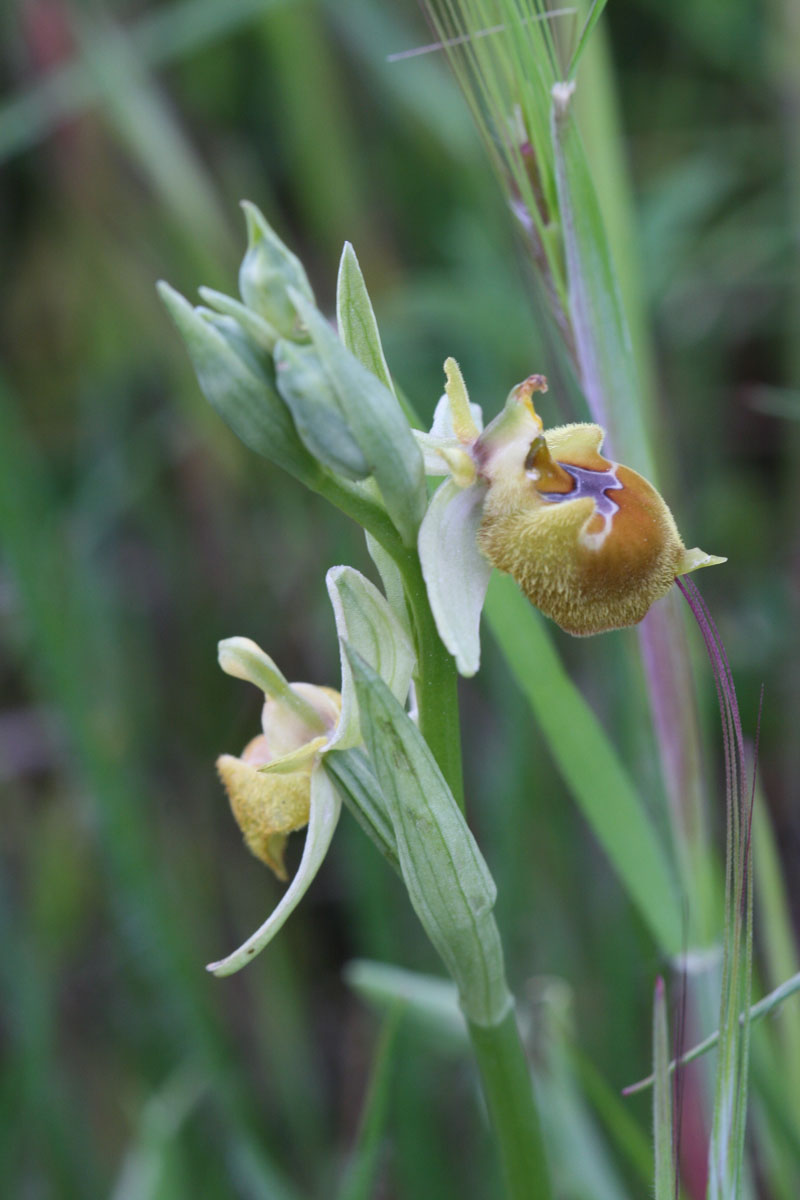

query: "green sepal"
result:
(238, 201), (315, 339)
(290, 289), (426, 546)
(346, 646), (511, 1026)
(274, 338), (370, 481)
(158, 282), (321, 485)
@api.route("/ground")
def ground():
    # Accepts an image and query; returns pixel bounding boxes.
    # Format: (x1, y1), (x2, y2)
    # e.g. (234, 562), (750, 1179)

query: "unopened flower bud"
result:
(238, 202), (315, 340)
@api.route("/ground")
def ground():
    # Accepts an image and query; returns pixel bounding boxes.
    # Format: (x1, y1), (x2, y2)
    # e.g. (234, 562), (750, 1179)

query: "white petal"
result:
(206, 766), (341, 976)
(326, 565), (416, 750)
(418, 478), (491, 677)
(429, 392), (484, 439)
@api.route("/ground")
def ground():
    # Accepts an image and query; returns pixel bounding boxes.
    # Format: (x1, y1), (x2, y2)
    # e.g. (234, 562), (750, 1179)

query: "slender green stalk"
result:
(468, 1012), (552, 1200)
(400, 554), (465, 812)
(316, 475), (547, 1198)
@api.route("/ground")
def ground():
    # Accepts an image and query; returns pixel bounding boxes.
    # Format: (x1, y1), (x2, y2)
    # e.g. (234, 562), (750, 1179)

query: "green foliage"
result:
(485, 573), (683, 955)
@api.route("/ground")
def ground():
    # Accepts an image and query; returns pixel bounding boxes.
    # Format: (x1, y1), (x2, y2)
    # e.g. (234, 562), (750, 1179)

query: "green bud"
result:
(158, 282), (320, 485)
(274, 339), (370, 481)
(290, 289), (426, 546)
(197, 309), (265, 378)
(198, 286), (280, 352)
(238, 201), (315, 339)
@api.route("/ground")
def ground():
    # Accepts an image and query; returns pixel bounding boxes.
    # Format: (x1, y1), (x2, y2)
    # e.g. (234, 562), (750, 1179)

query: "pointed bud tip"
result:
(156, 279), (187, 314)
(241, 199), (265, 245)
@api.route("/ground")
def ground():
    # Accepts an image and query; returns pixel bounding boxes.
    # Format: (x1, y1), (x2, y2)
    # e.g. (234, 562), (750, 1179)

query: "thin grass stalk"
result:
(676, 577), (754, 1197)
(653, 977), (677, 1200)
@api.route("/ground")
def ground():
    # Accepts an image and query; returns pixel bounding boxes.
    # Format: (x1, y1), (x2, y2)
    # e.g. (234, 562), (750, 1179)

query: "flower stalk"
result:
(160, 207), (553, 1195)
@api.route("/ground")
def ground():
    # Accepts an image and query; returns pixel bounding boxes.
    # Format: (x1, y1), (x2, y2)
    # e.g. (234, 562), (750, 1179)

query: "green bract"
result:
(336, 241), (396, 396)
(274, 338), (371, 481)
(346, 648), (511, 1027)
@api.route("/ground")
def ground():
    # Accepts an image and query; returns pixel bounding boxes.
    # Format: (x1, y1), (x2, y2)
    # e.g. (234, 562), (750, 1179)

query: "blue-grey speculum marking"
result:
(539, 463), (623, 549)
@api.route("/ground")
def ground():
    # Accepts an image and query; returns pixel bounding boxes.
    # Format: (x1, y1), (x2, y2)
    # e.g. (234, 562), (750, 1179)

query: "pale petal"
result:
(259, 736), (328, 774)
(413, 429), (464, 476)
(218, 637), (325, 731)
(207, 765), (341, 976)
(418, 479), (491, 677)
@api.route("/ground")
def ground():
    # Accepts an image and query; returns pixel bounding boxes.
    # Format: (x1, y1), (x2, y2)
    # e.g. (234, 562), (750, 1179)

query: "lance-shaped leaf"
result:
(336, 242), (395, 395)
(485, 573), (683, 955)
(158, 282), (320, 486)
(206, 765), (341, 976)
(326, 565), (415, 750)
(238, 201), (315, 339)
(418, 478), (491, 677)
(289, 289), (426, 546)
(274, 339), (370, 480)
(346, 648), (511, 1026)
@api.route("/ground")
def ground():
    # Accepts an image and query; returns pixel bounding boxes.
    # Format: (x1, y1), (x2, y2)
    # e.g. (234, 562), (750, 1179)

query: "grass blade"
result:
(337, 1010), (403, 1200)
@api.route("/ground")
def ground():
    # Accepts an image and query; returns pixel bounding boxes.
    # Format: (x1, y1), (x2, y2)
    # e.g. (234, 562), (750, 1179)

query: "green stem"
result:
(468, 1012), (552, 1200)
(400, 553), (464, 811)
(318, 474), (550, 1198)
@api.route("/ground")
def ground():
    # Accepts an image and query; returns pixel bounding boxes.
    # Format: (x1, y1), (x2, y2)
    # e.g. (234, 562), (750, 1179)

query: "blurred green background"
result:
(1, 1), (798, 1197)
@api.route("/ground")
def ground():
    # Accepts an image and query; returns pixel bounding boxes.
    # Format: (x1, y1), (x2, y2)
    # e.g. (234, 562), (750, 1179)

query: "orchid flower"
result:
(209, 566), (415, 976)
(418, 359), (725, 675)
